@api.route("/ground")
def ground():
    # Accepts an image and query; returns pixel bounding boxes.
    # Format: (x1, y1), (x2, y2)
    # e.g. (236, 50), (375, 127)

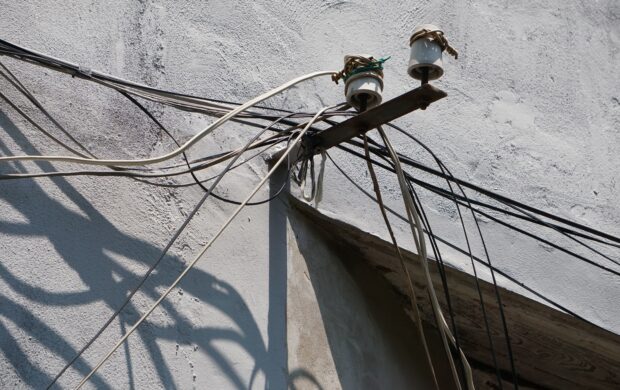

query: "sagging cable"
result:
(73, 106), (332, 389)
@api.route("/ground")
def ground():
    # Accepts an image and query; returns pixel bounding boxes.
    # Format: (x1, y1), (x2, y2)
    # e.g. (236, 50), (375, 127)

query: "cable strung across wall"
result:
(0, 38), (353, 132)
(337, 143), (620, 278)
(349, 136), (620, 249)
(0, 69), (336, 167)
(325, 152), (596, 325)
(3, 37), (615, 252)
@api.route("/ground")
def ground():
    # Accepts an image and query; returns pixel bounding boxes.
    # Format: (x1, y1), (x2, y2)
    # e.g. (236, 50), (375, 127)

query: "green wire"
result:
(343, 56), (391, 81)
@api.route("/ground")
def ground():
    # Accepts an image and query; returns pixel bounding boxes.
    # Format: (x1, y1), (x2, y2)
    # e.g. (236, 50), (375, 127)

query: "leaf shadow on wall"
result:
(0, 110), (291, 389)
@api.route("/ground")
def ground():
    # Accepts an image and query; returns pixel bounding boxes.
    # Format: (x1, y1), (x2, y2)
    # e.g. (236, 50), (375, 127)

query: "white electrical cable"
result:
(74, 106), (331, 389)
(0, 42), (294, 120)
(377, 127), (475, 390)
(0, 71), (335, 167)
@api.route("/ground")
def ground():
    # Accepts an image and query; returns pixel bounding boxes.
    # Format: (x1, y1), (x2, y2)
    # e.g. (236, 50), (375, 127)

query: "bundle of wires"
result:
(327, 125), (620, 389)
(1, 38), (618, 390)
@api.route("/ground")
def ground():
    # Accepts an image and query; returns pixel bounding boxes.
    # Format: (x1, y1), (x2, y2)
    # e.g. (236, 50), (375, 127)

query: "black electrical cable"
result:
(393, 150), (620, 245)
(0, 89), (91, 157)
(366, 138), (620, 279)
(413, 179), (620, 277)
(0, 38), (357, 136)
(343, 133), (620, 247)
(388, 126), (618, 272)
(123, 141), (284, 188)
(124, 160), (292, 205)
(403, 179), (620, 250)
(350, 136), (620, 252)
(338, 142), (620, 278)
(431, 229), (593, 325)
(402, 163), (505, 389)
(0, 39), (290, 115)
(345, 136), (620, 269)
(404, 176), (620, 277)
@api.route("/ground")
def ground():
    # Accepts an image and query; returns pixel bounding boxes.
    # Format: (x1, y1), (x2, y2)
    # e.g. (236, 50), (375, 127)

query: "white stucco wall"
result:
(0, 0), (619, 388)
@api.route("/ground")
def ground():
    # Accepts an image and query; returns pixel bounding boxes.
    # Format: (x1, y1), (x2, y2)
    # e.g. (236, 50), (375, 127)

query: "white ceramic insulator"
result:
(344, 72), (383, 111)
(408, 24), (444, 81)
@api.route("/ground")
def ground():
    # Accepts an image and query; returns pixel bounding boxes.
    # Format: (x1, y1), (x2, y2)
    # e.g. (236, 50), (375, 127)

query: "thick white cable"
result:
(74, 106), (330, 389)
(361, 135), (440, 390)
(378, 127), (475, 390)
(0, 71), (335, 167)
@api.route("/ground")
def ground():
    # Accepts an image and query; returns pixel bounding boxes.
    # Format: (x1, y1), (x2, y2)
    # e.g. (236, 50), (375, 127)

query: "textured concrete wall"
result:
(286, 207), (440, 389)
(0, 0), (619, 388)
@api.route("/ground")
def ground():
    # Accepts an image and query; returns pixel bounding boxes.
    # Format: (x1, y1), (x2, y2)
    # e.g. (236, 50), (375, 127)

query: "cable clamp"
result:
(75, 65), (93, 78)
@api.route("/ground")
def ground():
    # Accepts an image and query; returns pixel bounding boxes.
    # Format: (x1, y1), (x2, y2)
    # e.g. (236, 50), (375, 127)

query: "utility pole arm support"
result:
(302, 83), (447, 157)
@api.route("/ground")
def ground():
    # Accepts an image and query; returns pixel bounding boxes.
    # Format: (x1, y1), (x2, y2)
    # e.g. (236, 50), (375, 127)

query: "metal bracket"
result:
(302, 83), (447, 157)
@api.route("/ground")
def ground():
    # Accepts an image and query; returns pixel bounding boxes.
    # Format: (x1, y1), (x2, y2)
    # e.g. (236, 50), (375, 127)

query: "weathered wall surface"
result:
(0, 0), (619, 388)
(286, 207), (440, 389)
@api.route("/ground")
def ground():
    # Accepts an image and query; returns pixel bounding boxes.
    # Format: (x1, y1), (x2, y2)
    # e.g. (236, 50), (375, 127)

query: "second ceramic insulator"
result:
(408, 24), (444, 81)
